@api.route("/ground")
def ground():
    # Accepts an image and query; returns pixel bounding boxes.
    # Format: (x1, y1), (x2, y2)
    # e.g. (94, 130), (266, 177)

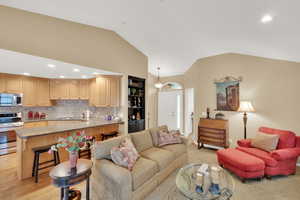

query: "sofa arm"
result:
(237, 139), (252, 148)
(180, 136), (189, 146)
(270, 148), (300, 161)
(92, 159), (132, 200)
(296, 136), (300, 148)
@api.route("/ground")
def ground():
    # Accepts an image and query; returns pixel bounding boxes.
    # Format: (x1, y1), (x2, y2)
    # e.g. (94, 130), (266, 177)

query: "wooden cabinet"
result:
(89, 76), (120, 107)
(36, 78), (51, 106)
(22, 77), (36, 106)
(108, 77), (120, 107)
(3, 74), (23, 93)
(69, 80), (80, 99)
(50, 79), (69, 99)
(79, 80), (89, 99)
(0, 74), (6, 93)
(198, 118), (229, 149)
(23, 77), (52, 107)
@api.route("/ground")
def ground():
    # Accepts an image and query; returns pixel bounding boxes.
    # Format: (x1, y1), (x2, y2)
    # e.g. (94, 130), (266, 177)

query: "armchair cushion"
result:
(237, 147), (278, 167)
(237, 139), (252, 148)
(251, 132), (279, 152)
(296, 136), (300, 148)
(270, 148), (300, 161)
(259, 127), (296, 149)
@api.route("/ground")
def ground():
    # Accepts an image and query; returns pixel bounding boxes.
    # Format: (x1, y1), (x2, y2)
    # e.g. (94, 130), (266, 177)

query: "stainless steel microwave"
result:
(0, 93), (23, 107)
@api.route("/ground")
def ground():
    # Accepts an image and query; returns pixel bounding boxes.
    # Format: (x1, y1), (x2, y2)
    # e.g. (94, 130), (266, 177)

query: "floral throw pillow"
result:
(157, 129), (182, 147)
(111, 138), (139, 171)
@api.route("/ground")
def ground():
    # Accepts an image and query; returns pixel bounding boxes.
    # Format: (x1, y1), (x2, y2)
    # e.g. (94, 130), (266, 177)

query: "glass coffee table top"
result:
(176, 163), (234, 200)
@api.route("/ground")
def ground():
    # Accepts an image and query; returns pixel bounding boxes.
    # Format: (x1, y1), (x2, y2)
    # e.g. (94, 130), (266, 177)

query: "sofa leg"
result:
(241, 178), (246, 183)
(266, 175), (272, 180)
(257, 177), (263, 181)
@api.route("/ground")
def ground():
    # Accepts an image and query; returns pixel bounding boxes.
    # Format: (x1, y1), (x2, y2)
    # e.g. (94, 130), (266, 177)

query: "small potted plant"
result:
(49, 131), (93, 169)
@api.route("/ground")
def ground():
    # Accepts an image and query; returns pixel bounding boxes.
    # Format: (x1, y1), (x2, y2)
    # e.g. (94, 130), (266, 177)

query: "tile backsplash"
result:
(0, 100), (120, 120)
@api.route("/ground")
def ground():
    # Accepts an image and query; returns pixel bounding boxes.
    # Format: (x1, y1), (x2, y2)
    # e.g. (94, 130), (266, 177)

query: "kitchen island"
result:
(16, 119), (124, 180)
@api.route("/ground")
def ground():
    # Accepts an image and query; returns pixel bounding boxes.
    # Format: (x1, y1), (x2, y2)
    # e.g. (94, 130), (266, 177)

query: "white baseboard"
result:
(297, 163), (300, 167)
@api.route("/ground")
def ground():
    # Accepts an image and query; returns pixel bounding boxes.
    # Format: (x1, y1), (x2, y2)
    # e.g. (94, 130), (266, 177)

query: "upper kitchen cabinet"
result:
(22, 77), (36, 106)
(50, 79), (69, 99)
(0, 74), (5, 93)
(68, 80), (80, 99)
(36, 78), (52, 106)
(108, 77), (120, 107)
(89, 76), (120, 107)
(23, 77), (52, 107)
(2, 74), (23, 93)
(79, 80), (89, 99)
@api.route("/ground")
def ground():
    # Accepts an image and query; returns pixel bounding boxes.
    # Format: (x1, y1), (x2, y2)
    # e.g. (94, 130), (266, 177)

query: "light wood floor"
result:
(0, 153), (86, 200)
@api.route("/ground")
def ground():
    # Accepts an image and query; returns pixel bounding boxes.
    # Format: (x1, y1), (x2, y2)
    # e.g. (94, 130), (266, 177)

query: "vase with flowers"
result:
(49, 131), (93, 170)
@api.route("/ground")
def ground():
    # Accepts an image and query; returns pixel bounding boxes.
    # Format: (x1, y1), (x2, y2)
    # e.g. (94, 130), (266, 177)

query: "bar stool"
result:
(79, 136), (95, 159)
(101, 131), (118, 141)
(32, 144), (60, 183)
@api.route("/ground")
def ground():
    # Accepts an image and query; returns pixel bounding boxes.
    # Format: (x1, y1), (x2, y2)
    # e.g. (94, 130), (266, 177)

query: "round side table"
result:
(49, 159), (93, 200)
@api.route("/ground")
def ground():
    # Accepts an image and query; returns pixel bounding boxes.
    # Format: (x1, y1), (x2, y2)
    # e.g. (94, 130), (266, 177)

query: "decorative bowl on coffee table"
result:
(176, 163), (234, 200)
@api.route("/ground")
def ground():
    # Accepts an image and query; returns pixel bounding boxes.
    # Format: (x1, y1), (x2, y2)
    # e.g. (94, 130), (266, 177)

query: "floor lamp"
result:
(238, 101), (255, 139)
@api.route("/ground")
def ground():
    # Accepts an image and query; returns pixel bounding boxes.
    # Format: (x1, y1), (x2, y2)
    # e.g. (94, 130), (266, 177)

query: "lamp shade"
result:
(238, 101), (255, 112)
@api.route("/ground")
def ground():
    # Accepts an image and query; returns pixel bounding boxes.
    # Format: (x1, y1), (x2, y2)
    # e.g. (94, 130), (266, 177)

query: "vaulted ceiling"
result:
(1, 0), (300, 76)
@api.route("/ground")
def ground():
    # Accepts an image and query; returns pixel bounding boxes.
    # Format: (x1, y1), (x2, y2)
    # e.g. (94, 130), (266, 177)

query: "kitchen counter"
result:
(16, 119), (124, 138)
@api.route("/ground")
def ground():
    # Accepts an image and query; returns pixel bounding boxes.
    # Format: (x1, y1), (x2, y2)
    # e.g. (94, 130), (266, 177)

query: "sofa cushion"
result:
(131, 157), (158, 190)
(130, 130), (153, 153)
(140, 147), (175, 170)
(161, 143), (186, 157)
(149, 125), (168, 147)
(237, 147), (278, 167)
(259, 127), (296, 149)
(94, 136), (125, 160)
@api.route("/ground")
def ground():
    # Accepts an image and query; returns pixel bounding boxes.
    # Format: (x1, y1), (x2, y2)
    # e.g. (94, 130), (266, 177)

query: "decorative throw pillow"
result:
(251, 132), (280, 152)
(111, 138), (139, 171)
(149, 125), (168, 147)
(157, 129), (182, 147)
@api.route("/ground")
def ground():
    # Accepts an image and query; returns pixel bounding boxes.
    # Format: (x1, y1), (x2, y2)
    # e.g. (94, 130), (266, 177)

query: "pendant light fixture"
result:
(154, 67), (164, 89)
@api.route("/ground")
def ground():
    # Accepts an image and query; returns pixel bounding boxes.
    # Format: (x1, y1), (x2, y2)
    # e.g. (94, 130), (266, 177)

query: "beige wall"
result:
(184, 53), (300, 146)
(0, 6), (148, 78)
(147, 73), (158, 128)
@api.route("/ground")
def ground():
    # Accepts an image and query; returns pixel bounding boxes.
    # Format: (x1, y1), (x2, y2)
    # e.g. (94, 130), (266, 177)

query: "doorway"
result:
(158, 90), (183, 133)
(185, 88), (194, 137)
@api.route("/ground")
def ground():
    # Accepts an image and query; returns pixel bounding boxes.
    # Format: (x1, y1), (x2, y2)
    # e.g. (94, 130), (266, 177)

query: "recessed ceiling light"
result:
(48, 64), (56, 68)
(73, 68), (80, 72)
(59, 75), (65, 78)
(92, 72), (100, 75)
(261, 14), (273, 23)
(23, 72), (30, 76)
(81, 75), (87, 79)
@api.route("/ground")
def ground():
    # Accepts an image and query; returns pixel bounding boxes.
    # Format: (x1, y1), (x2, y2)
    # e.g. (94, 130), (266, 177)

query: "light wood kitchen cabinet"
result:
(36, 78), (52, 106)
(108, 77), (120, 107)
(50, 79), (69, 99)
(22, 77), (36, 106)
(79, 80), (89, 99)
(89, 76), (120, 107)
(0, 74), (6, 93)
(68, 80), (80, 99)
(4, 74), (23, 93)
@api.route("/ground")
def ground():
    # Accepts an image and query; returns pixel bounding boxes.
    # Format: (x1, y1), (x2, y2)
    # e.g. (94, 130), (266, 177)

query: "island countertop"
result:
(16, 119), (124, 139)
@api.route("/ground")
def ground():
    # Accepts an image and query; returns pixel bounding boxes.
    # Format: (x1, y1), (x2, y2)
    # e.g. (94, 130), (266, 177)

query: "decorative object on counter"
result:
(215, 112), (225, 120)
(176, 163), (234, 200)
(206, 107), (210, 119)
(81, 110), (90, 121)
(215, 76), (241, 111)
(237, 101), (255, 139)
(34, 112), (40, 120)
(28, 111), (34, 120)
(49, 159), (92, 200)
(40, 113), (47, 119)
(49, 131), (93, 170)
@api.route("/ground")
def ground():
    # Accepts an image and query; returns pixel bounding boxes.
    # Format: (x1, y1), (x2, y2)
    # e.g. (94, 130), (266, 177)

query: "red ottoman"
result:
(217, 148), (265, 182)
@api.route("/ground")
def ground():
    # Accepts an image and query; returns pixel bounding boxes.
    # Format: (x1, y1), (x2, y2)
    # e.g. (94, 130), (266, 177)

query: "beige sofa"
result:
(91, 125), (188, 200)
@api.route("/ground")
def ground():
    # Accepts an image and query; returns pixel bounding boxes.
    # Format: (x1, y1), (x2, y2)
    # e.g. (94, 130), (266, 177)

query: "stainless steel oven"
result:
(0, 93), (23, 107)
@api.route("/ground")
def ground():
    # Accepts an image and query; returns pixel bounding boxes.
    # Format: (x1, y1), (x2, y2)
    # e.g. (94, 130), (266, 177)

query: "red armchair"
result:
(237, 127), (300, 178)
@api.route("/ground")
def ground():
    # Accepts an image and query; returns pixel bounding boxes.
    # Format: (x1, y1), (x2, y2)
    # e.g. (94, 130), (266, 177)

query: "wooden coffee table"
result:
(49, 159), (93, 200)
